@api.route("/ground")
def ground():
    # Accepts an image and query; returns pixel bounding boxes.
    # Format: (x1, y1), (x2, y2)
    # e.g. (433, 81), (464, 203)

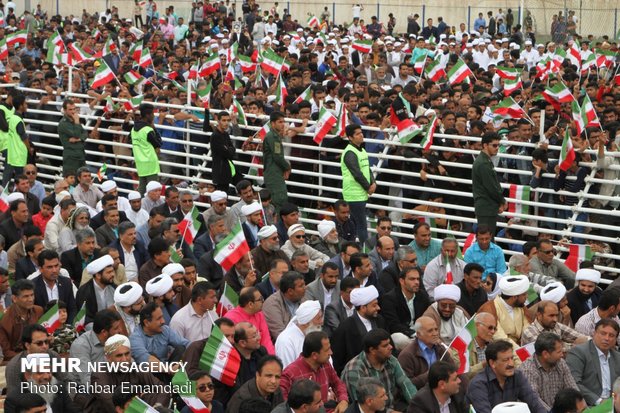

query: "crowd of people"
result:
(0, 1), (619, 413)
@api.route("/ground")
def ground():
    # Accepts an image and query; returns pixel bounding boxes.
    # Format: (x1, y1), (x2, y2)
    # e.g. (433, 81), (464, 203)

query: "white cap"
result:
(492, 402), (531, 413)
(145, 181), (162, 193)
(350, 286), (379, 306)
(525, 40), (532, 45)
(434, 284), (461, 302)
(287, 223), (305, 237)
(317, 220), (336, 239)
(499, 275), (530, 296)
(86, 254), (114, 275)
(540, 282), (567, 304)
(241, 202), (262, 216)
(128, 191), (141, 201)
(210, 190), (227, 202)
(162, 263), (185, 276)
(7, 192), (24, 203)
(258, 225), (277, 240)
(104, 334), (131, 355)
(100, 180), (117, 192)
(146, 274), (173, 297)
(292, 300), (321, 324)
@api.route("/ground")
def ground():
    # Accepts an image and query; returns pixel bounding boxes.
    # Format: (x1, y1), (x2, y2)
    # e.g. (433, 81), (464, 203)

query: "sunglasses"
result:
(198, 383), (215, 391)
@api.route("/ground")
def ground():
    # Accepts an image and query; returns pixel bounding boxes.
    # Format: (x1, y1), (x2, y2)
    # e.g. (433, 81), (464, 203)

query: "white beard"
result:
(29, 376), (57, 406)
(304, 323), (323, 335)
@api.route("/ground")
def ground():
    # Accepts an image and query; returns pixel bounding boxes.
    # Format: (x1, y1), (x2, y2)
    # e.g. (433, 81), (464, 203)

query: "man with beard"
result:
(311, 220), (340, 259)
(291, 251), (316, 286)
(425, 239), (467, 299)
(163, 262), (192, 308)
(521, 301), (588, 347)
(566, 268), (603, 326)
(194, 215), (228, 259)
(89, 334), (170, 410)
(275, 300), (323, 368)
(282, 224), (329, 272)
(332, 285), (387, 375)
(423, 284), (470, 345)
(533, 282), (573, 327)
(145, 274), (178, 324)
(125, 191), (149, 229)
(241, 202), (263, 249)
(112, 281), (146, 337)
(222, 253), (257, 295)
(518, 332), (579, 410)
(457, 263), (488, 316)
(7, 353), (79, 412)
(251, 225), (291, 277)
(467, 339), (547, 413)
(76, 255), (117, 325)
(225, 287), (275, 354)
(305, 262), (340, 311)
(479, 275), (533, 348)
(203, 190), (235, 232)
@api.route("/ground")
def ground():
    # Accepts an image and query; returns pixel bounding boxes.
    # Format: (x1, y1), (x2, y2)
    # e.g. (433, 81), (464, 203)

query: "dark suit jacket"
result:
(331, 311), (387, 375)
(324, 298), (350, 337)
(242, 222), (259, 250)
(408, 383), (468, 413)
(61, 247), (101, 286)
(193, 232), (214, 260)
(0, 218), (29, 251)
(75, 279), (116, 325)
(566, 287), (602, 326)
(90, 210), (128, 232)
(33, 274), (77, 323)
(14, 257), (36, 281)
(152, 203), (179, 218)
(378, 262), (400, 293)
(6, 385), (80, 413)
(398, 338), (453, 389)
(222, 269), (247, 295)
(328, 254), (346, 279)
(109, 238), (149, 270)
(197, 250), (224, 291)
(95, 224), (118, 247)
(381, 286), (431, 337)
(256, 277), (277, 300)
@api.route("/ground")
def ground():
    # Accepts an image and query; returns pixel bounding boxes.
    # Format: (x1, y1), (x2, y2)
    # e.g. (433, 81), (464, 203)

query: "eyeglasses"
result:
(379, 226), (392, 230)
(478, 323), (497, 332)
(403, 258), (418, 263)
(32, 340), (49, 346)
(25, 171), (36, 175)
(198, 383), (215, 392)
(540, 249), (554, 254)
(293, 235), (305, 239)
(254, 296), (265, 302)
(490, 143), (500, 148)
(181, 199), (193, 203)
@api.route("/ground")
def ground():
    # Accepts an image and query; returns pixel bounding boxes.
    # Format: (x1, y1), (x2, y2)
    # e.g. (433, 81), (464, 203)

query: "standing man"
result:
(58, 99), (90, 175)
(341, 124), (375, 244)
(130, 104), (162, 195)
(206, 110), (240, 193)
(472, 132), (506, 236)
(262, 112), (291, 212)
(2, 94), (29, 186)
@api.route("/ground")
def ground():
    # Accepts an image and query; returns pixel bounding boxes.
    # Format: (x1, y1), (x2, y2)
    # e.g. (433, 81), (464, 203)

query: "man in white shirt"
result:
(275, 300), (323, 367)
(125, 191), (149, 228)
(170, 281), (219, 342)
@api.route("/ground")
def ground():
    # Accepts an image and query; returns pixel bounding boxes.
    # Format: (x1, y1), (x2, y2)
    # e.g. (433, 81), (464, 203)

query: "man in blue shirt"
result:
(474, 13), (486, 32)
(464, 225), (507, 276)
(408, 222), (442, 271)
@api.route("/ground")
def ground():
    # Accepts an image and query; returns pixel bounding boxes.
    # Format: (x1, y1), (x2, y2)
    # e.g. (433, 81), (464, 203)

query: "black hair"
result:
(363, 328), (390, 353)
(93, 309), (122, 334)
(485, 339), (513, 361)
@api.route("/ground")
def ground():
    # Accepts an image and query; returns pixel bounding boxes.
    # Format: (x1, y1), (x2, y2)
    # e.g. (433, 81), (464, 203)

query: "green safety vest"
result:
(6, 113), (27, 167)
(131, 125), (160, 177)
(0, 105), (14, 152)
(341, 143), (370, 202)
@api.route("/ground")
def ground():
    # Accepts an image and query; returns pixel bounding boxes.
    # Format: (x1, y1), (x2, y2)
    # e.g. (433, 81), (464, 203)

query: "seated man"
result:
(342, 328), (416, 412)
(567, 319), (620, 406)
(463, 225), (507, 276)
(327, 241), (360, 279)
(423, 284), (470, 345)
(304, 262), (341, 310)
(352, 378), (389, 413)
(281, 224), (330, 271)
(263, 271), (307, 341)
(408, 361), (468, 413)
(467, 313), (497, 378)
(424, 238), (467, 298)
(323, 276), (360, 337)
(368, 236), (396, 275)
(76, 254), (117, 325)
(466, 339), (547, 413)
(566, 268), (603, 326)
(457, 263), (488, 316)
(275, 300), (323, 368)
(378, 245), (418, 294)
(226, 355), (285, 413)
(408, 222), (442, 271)
(521, 301), (588, 347)
(225, 287), (275, 354)
(575, 287), (620, 347)
(528, 239), (575, 289)
(531, 282), (573, 328)
(551, 388), (588, 413)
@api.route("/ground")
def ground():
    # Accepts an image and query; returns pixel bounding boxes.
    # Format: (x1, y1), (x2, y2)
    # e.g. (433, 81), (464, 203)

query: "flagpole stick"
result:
(440, 313), (477, 361)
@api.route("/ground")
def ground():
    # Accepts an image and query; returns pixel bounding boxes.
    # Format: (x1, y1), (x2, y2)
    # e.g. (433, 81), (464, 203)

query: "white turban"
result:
(128, 191), (141, 201)
(350, 286), (379, 307)
(7, 192), (23, 203)
(287, 224), (305, 237)
(162, 263), (185, 276)
(492, 402), (531, 413)
(55, 190), (70, 204)
(317, 220), (336, 239)
(24, 353), (50, 371)
(258, 225), (277, 240)
(145, 181), (162, 193)
(100, 180), (117, 192)
(434, 284), (461, 302)
(146, 274), (173, 297)
(576, 268), (601, 284)
(540, 282), (566, 304)
(499, 275), (530, 296)
(241, 202), (261, 216)
(211, 190), (228, 202)
(86, 254), (114, 275)
(104, 334), (131, 355)
(114, 282), (143, 307)
(293, 300), (321, 324)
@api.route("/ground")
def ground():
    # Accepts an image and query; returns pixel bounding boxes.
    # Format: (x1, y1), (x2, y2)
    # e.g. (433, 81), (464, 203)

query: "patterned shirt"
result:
(281, 356), (348, 403)
(521, 319), (587, 347)
(575, 308), (620, 347)
(341, 351), (417, 408)
(518, 355), (578, 410)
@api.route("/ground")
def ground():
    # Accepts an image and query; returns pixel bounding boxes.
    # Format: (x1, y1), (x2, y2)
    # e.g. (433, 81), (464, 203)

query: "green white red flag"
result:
(581, 95), (601, 128)
(196, 81), (212, 108)
(496, 66), (521, 80)
(559, 128), (576, 172)
(0, 38), (7, 60)
(73, 303), (87, 333)
(97, 163), (108, 181)
(257, 122), (270, 140)
(294, 85), (312, 104)
(448, 316), (477, 374)
(231, 98), (247, 126)
(568, 41), (581, 67)
(138, 48), (153, 68)
(397, 118), (424, 144)
(260, 49), (284, 76)
(199, 324), (242, 386)
(214, 222), (250, 272)
(171, 370), (211, 413)
(38, 303), (61, 334)
(274, 74), (288, 107)
(91, 60), (115, 89)
(307, 15), (320, 28)
(542, 82), (575, 104)
(491, 97), (526, 119)
(7, 30), (27, 46)
(123, 95), (144, 111)
(237, 54), (257, 73)
(571, 101), (586, 136)
(420, 116), (438, 150)
(0, 186), (10, 213)
(68, 43), (91, 63)
(124, 70), (143, 85)
(314, 107), (338, 144)
(217, 283), (239, 316)
(447, 59), (473, 86)
(462, 233), (477, 255)
(515, 342), (535, 362)
(103, 37), (117, 55)
(199, 54), (221, 77)
(581, 54), (596, 72)
(425, 59), (446, 82)
(178, 206), (202, 245)
(352, 39), (373, 54)
(503, 78), (522, 96)
(129, 40), (143, 61)
(445, 255), (453, 284)
(565, 244), (594, 272)
(412, 54), (427, 74)
(125, 396), (159, 413)
(508, 184), (531, 216)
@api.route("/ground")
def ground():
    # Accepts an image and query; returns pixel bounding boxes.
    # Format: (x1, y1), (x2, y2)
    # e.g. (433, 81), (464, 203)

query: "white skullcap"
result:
(317, 220), (336, 239)
(146, 274), (173, 297)
(114, 282), (143, 307)
(536, 44), (544, 49)
(540, 282), (567, 304)
(472, 39), (480, 46)
(24, 353), (50, 371)
(145, 181), (162, 193)
(100, 180), (117, 192)
(241, 202), (262, 216)
(501, 38), (509, 43)
(293, 300), (321, 324)
(576, 268), (601, 284)
(492, 402), (531, 413)
(55, 190), (71, 204)
(86, 254), (114, 275)
(258, 225), (277, 240)
(128, 191), (141, 201)
(525, 40), (532, 45)
(499, 275), (529, 296)
(104, 334), (131, 355)
(7, 192), (24, 203)
(162, 263), (185, 276)
(350, 286), (379, 306)
(260, 38), (270, 44)
(211, 190), (228, 202)
(434, 284), (461, 302)
(394, 42), (402, 47)
(287, 223), (305, 237)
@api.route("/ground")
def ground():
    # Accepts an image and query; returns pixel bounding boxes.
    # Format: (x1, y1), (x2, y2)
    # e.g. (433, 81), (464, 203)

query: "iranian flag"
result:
(124, 70), (143, 85)
(238, 54), (257, 73)
(571, 101), (586, 136)
(49, 30), (64, 48)
(199, 54), (221, 77)
(596, 49), (616, 68)
(226, 42), (239, 62)
(217, 283), (239, 316)
(104, 96), (118, 113)
(397, 118), (424, 144)
(129, 40), (143, 61)
(214, 222), (250, 272)
(425, 59), (446, 82)
(581, 95), (601, 128)
(314, 107), (338, 144)
(568, 41), (581, 67)
(515, 342), (535, 362)
(178, 206), (202, 245)
(123, 95), (144, 111)
(535, 57), (551, 80)
(0, 38), (7, 60)
(583, 398), (613, 413)
(492, 97), (526, 119)
(171, 371), (211, 413)
(187, 64), (199, 80)
(68, 43), (92, 63)
(231, 99), (247, 126)
(199, 324), (242, 386)
(352, 39), (373, 54)
(260, 49), (284, 76)
(294, 85), (312, 104)
(508, 184), (531, 216)
(447, 59), (473, 86)
(420, 115), (439, 150)
(257, 122), (270, 140)
(445, 255), (453, 284)
(448, 316), (477, 374)
(334, 101), (348, 137)
(73, 303), (87, 333)
(462, 233), (477, 255)
(7, 30), (27, 46)
(581, 54), (596, 72)
(503, 78), (522, 96)
(91, 60), (115, 89)
(551, 47), (566, 70)
(559, 129), (576, 172)
(412, 54), (427, 74)
(103, 37), (117, 55)
(224, 61), (236, 82)
(197, 81), (212, 108)
(274, 74), (288, 107)
(495, 66), (521, 80)
(565, 244), (594, 272)
(97, 163), (108, 181)
(38, 303), (61, 334)
(307, 15), (320, 28)
(138, 48), (153, 68)
(542, 83), (575, 104)
(125, 397), (159, 413)
(0, 185), (10, 212)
